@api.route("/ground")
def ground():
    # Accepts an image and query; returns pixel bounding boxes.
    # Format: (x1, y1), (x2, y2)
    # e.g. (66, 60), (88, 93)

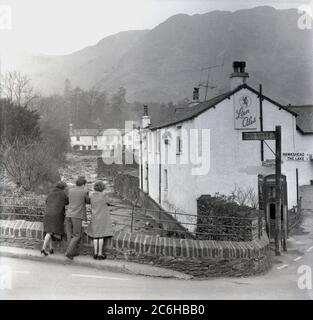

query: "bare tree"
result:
(0, 138), (56, 191)
(1, 71), (38, 108)
(231, 184), (259, 209)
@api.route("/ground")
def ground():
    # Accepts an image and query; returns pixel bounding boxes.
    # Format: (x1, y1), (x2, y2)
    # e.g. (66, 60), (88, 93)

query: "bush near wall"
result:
(197, 195), (261, 242)
(97, 154), (138, 179)
(114, 173), (139, 203)
(0, 195), (45, 222)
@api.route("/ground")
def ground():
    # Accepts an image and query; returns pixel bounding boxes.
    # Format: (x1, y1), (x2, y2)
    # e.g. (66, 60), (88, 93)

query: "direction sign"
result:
(242, 131), (276, 141)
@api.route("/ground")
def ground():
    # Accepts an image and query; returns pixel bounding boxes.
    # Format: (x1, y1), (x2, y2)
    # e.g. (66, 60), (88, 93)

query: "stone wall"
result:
(0, 219), (271, 278)
(288, 202), (303, 234)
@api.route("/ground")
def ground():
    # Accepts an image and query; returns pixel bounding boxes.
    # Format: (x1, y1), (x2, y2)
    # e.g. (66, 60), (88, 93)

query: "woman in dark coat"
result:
(86, 181), (113, 260)
(41, 181), (69, 256)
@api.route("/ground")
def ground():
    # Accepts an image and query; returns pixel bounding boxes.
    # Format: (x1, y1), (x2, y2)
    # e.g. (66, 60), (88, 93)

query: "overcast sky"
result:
(0, 0), (311, 55)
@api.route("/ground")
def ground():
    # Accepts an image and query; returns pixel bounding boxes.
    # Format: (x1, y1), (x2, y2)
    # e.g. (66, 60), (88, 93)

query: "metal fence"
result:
(0, 197), (263, 240)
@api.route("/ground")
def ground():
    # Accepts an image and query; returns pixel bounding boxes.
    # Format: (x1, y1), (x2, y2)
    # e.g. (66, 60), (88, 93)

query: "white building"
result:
(69, 125), (140, 157)
(122, 128), (140, 152)
(139, 62), (313, 227)
(69, 127), (100, 151)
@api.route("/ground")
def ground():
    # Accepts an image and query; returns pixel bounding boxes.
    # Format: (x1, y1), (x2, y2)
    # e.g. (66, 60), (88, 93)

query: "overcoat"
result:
(86, 191), (113, 238)
(44, 187), (69, 238)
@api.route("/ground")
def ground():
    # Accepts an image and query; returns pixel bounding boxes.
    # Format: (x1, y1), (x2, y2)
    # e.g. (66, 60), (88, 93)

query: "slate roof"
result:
(71, 128), (127, 136)
(149, 84), (297, 130)
(71, 129), (100, 136)
(287, 105), (313, 134)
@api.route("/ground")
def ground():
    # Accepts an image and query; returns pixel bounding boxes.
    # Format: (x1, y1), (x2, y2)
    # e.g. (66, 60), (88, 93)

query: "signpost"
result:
(242, 126), (284, 256)
(242, 131), (276, 141)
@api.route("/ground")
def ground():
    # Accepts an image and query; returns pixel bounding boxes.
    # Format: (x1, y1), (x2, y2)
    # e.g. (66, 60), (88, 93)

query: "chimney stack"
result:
(141, 105), (151, 129)
(230, 61), (249, 90)
(193, 87), (199, 101)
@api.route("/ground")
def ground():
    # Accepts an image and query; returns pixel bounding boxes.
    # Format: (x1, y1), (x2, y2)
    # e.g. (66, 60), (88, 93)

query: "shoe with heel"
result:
(40, 249), (48, 256)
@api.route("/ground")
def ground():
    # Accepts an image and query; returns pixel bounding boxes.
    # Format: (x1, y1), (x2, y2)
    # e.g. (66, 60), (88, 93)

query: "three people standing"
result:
(42, 176), (112, 261)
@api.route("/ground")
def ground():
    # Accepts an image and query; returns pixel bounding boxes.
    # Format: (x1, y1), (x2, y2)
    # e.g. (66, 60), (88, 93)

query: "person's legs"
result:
(93, 239), (98, 258)
(97, 238), (104, 256)
(49, 236), (54, 253)
(65, 218), (82, 259)
(65, 217), (73, 247)
(93, 239), (98, 253)
(42, 233), (51, 252)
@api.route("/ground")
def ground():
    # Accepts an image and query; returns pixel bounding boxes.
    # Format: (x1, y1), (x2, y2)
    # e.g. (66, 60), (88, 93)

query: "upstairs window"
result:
(76, 136), (80, 141)
(155, 131), (160, 153)
(176, 127), (182, 155)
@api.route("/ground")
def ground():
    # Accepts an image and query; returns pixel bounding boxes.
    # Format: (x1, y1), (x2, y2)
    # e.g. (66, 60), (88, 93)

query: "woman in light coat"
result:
(86, 181), (113, 260)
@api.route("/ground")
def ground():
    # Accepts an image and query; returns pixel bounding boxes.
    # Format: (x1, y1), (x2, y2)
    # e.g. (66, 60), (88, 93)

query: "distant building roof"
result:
(71, 128), (130, 137)
(287, 105), (313, 134)
(149, 84), (297, 130)
(71, 129), (100, 136)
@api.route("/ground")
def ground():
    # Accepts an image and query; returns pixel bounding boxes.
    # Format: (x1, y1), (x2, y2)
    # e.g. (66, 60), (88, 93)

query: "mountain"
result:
(13, 6), (313, 104)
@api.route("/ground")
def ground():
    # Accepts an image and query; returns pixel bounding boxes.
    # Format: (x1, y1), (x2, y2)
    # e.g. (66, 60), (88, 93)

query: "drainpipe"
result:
(159, 130), (162, 205)
(139, 128), (143, 190)
(259, 84), (264, 162)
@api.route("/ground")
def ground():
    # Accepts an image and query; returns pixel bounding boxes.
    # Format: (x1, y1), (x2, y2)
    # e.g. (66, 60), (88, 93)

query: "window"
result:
(82, 146), (86, 150)
(93, 136), (97, 142)
(176, 135), (182, 154)
(94, 145), (98, 149)
(155, 131), (160, 153)
(88, 146), (92, 150)
(164, 169), (168, 191)
(76, 136), (80, 141)
(128, 135), (132, 141)
(176, 127), (182, 154)
(148, 133), (152, 152)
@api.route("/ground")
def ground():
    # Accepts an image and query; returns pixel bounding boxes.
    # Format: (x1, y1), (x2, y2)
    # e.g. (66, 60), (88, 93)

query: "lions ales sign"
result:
(234, 93), (257, 130)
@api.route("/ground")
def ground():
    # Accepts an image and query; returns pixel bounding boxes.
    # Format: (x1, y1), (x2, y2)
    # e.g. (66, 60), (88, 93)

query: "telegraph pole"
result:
(275, 125), (282, 255)
(242, 125), (284, 256)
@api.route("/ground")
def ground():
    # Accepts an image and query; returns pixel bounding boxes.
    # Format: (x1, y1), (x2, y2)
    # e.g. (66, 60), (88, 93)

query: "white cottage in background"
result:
(122, 128), (140, 151)
(69, 125), (141, 157)
(69, 127), (100, 151)
(139, 61), (313, 226)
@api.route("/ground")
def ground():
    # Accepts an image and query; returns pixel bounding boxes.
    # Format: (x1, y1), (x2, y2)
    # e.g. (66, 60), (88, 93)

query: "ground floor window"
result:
(164, 169), (168, 191)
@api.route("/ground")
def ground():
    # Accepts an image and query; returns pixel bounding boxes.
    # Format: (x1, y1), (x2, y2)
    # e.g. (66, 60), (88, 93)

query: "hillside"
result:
(15, 6), (313, 105)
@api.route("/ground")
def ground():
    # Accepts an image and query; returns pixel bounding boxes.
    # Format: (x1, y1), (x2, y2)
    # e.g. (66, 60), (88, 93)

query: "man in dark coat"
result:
(41, 181), (69, 256)
(65, 176), (90, 260)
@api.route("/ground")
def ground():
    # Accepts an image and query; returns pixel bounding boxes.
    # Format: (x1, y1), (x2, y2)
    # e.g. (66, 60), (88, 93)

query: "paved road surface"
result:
(0, 255), (311, 300)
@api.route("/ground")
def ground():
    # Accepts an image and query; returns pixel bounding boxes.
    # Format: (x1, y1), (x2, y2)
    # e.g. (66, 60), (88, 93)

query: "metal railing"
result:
(0, 197), (263, 240)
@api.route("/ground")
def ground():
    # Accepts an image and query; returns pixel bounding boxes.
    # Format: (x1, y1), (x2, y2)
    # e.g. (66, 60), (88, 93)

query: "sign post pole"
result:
(275, 126), (282, 255)
(242, 126), (285, 256)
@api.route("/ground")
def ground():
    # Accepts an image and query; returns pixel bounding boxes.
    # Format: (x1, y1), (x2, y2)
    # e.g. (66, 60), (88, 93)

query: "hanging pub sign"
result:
(234, 93), (257, 130)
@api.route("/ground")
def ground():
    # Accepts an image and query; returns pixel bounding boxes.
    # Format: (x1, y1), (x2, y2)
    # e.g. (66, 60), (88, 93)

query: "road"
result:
(0, 255), (311, 300)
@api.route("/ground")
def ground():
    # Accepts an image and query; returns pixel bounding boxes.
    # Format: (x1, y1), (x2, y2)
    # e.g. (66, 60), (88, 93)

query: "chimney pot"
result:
(143, 105), (148, 116)
(142, 105), (151, 129)
(230, 61), (249, 90)
(193, 87), (199, 101)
